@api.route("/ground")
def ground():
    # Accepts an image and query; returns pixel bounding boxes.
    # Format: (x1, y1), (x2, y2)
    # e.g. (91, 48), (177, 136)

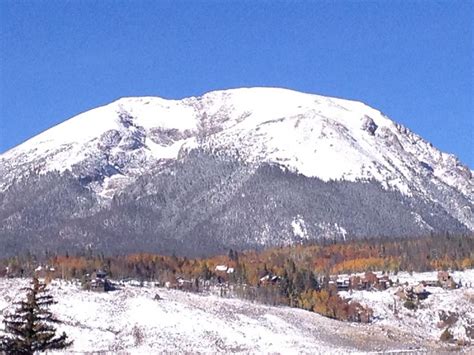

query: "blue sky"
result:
(1, 0), (472, 167)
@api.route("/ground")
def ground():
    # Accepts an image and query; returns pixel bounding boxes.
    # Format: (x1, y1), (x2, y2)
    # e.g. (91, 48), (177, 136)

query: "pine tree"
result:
(0, 277), (72, 354)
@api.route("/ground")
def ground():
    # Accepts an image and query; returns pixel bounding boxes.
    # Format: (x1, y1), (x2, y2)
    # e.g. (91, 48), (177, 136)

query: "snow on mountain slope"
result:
(0, 87), (472, 229)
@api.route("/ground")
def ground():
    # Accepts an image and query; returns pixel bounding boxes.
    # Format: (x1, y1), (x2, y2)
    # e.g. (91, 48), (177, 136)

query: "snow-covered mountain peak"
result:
(0, 88), (472, 218)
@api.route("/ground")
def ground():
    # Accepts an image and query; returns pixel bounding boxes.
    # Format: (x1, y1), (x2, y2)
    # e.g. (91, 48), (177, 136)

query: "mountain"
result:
(0, 87), (472, 257)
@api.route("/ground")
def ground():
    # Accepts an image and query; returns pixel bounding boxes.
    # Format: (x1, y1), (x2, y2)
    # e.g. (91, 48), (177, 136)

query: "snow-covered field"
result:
(341, 270), (474, 346)
(1, 271), (473, 354)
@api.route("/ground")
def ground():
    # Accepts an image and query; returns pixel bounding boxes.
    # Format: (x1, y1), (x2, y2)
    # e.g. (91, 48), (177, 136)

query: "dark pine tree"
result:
(0, 277), (72, 354)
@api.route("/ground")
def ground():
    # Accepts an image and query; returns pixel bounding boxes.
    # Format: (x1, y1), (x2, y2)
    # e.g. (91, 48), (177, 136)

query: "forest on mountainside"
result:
(1, 149), (471, 258)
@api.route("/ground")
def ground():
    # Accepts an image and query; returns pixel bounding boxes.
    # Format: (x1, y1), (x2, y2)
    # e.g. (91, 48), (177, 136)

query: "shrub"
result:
(440, 328), (454, 342)
(403, 299), (417, 310)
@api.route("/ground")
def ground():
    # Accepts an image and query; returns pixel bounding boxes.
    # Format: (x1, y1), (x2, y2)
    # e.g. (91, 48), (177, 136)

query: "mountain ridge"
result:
(0, 87), (472, 256)
(2, 88), (472, 191)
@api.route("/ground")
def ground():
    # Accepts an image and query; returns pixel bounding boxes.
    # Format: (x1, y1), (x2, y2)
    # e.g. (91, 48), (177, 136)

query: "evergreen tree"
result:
(0, 277), (72, 354)
(200, 263), (212, 281)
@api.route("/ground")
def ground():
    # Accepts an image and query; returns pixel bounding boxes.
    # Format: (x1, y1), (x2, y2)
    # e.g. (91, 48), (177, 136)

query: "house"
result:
(85, 270), (113, 292)
(395, 283), (430, 301)
(348, 272), (378, 290)
(335, 276), (350, 291)
(95, 270), (107, 279)
(437, 271), (456, 289)
(34, 265), (56, 281)
(176, 277), (194, 291)
(341, 272), (393, 291)
(412, 283), (430, 300)
(364, 272), (379, 285)
(259, 273), (281, 285)
(376, 275), (392, 290)
(349, 275), (361, 289)
(215, 265), (235, 274)
(395, 286), (407, 300)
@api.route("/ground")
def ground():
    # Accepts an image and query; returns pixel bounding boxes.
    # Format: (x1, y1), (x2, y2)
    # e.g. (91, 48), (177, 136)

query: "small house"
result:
(412, 283), (430, 300)
(34, 265), (55, 281)
(396, 283), (430, 301)
(364, 272), (378, 285)
(349, 275), (361, 289)
(437, 271), (456, 289)
(336, 276), (350, 291)
(85, 270), (113, 292)
(376, 275), (392, 290)
(259, 273), (281, 285)
(176, 277), (194, 291)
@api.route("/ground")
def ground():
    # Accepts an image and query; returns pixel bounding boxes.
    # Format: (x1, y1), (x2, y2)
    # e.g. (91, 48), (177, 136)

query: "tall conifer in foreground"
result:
(0, 277), (72, 354)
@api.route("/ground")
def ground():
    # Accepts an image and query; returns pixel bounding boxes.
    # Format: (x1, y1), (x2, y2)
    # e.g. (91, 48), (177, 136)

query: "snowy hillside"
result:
(0, 88), (472, 256)
(1, 272), (473, 353)
(341, 270), (474, 346)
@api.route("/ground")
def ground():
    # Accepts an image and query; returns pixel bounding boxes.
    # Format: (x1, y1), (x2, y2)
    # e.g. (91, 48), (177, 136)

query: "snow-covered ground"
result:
(340, 270), (474, 348)
(1, 272), (473, 354)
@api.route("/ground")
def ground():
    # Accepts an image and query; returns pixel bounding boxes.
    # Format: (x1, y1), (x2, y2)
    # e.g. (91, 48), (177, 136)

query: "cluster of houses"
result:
(95, 269), (465, 299)
(332, 271), (462, 293)
(394, 271), (460, 302)
(331, 272), (393, 291)
(2, 262), (466, 300)
(157, 265), (236, 292)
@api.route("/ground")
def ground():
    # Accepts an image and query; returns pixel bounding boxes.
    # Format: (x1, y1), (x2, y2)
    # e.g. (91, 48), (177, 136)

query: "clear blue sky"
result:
(1, 0), (472, 167)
